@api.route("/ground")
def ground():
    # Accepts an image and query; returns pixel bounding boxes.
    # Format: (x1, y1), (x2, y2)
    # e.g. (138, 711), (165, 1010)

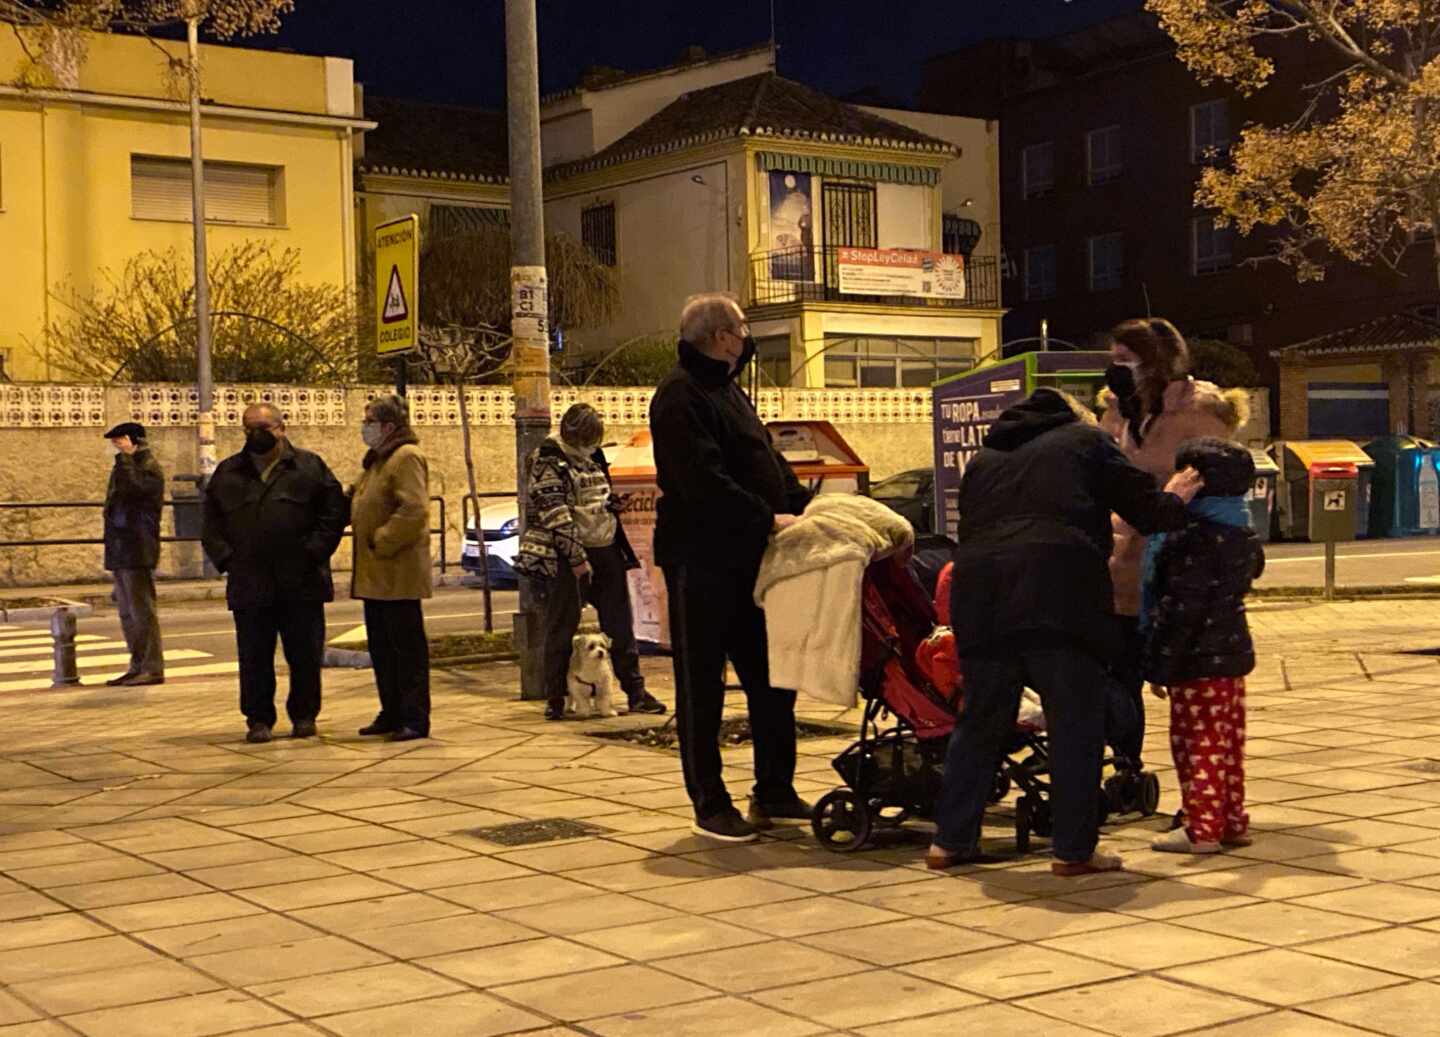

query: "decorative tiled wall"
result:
(1, 386), (107, 428)
(369, 386), (932, 427)
(129, 386), (349, 427)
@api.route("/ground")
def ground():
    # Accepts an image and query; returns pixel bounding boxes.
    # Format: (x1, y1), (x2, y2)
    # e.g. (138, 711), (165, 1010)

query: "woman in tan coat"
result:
(1100, 318), (1247, 767)
(351, 394), (432, 741)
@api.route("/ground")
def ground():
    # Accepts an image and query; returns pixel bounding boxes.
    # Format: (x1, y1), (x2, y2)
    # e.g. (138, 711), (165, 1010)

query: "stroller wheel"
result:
(1140, 772), (1162, 816)
(1102, 773), (1128, 815)
(812, 790), (873, 853)
(1032, 800), (1054, 838)
(990, 773), (1012, 804)
(1015, 795), (1034, 855)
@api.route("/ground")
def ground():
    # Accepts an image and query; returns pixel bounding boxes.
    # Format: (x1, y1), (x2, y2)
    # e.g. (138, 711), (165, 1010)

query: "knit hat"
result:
(1176, 436), (1254, 497)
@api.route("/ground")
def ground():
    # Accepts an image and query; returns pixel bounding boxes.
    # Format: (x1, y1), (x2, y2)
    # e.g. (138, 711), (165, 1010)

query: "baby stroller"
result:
(811, 548), (1158, 855)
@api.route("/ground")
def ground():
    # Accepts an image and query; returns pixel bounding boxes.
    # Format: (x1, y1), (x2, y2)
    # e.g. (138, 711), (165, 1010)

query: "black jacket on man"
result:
(650, 340), (811, 574)
(948, 390), (1190, 661)
(104, 448), (165, 571)
(202, 443), (349, 611)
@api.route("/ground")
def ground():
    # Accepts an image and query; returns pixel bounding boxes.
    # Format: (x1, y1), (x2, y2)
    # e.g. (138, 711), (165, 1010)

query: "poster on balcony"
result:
(838, 248), (967, 300)
(767, 171), (815, 281)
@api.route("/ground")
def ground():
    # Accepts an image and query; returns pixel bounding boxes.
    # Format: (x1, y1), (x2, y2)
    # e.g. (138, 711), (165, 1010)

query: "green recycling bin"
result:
(1364, 435), (1440, 538)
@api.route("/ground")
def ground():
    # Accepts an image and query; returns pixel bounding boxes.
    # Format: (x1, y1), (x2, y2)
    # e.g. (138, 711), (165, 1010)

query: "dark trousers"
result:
(363, 599), (431, 735)
(934, 644), (1108, 863)
(234, 600), (325, 728)
(663, 563), (798, 820)
(543, 544), (645, 707)
(1109, 615), (1146, 764)
(112, 568), (163, 676)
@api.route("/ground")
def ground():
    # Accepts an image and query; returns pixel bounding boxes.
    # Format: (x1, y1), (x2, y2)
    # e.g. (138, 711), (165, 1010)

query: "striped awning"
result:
(756, 151), (939, 186)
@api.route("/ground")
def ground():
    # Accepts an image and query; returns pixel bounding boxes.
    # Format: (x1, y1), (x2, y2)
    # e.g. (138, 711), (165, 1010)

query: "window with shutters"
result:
(1087, 232), (1124, 291)
(581, 202), (616, 265)
(1189, 101), (1231, 165)
(1086, 126), (1122, 185)
(1022, 142), (1055, 199)
(430, 204), (510, 239)
(131, 155), (282, 225)
(1024, 244), (1057, 300)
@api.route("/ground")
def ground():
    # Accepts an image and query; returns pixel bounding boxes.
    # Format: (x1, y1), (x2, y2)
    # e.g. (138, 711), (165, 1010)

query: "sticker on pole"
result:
(1324, 490), (1346, 511)
(374, 215), (419, 356)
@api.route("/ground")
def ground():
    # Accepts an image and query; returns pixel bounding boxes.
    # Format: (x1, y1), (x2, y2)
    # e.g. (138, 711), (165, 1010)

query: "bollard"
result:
(51, 609), (80, 687)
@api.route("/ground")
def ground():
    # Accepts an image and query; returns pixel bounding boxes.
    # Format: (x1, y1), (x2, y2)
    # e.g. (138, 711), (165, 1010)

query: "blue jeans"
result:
(934, 644), (1107, 863)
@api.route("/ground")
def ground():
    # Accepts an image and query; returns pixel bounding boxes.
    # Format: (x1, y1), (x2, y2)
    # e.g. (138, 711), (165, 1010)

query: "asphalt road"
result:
(1256, 535), (1440, 588)
(76, 584), (520, 661)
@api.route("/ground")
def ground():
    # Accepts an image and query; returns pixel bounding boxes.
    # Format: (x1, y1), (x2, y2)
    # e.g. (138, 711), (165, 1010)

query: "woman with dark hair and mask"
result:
(1100, 318), (1249, 771)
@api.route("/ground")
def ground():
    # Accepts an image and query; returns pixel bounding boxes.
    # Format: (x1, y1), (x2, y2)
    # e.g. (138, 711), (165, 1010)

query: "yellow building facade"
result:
(0, 32), (369, 381)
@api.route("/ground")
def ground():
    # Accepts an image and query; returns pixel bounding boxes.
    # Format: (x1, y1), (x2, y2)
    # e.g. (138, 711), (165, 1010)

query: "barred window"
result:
(582, 202), (617, 266)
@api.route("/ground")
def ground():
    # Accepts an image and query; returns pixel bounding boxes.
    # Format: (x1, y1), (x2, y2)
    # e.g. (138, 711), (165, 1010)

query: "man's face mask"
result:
(244, 427), (279, 455)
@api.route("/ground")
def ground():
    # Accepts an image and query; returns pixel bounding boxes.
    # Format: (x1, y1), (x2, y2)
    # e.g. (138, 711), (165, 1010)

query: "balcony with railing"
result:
(749, 246), (1001, 310)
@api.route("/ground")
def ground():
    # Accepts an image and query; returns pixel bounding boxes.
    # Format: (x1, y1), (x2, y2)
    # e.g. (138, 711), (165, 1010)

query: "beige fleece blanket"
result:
(756, 494), (915, 706)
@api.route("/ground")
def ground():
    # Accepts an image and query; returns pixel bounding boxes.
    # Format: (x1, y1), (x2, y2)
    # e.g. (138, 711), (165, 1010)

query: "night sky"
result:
(262, 0), (1141, 109)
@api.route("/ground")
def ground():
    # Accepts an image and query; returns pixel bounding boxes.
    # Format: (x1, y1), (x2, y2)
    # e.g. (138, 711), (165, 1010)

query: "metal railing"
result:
(0, 496), (449, 575)
(749, 247), (1001, 310)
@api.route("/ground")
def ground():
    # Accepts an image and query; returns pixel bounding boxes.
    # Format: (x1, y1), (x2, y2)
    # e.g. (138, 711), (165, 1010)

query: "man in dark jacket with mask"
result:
(929, 389), (1203, 876)
(102, 421), (166, 686)
(202, 403), (348, 744)
(651, 293), (813, 843)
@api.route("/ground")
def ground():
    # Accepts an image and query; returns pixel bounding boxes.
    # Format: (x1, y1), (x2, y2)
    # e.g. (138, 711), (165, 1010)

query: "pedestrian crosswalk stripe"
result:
(329, 623), (369, 646)
(0, 641), (127, 660)
(0, 649), (208, 676)
(0, 660), (239, 693)
(0, 634), (109, 649)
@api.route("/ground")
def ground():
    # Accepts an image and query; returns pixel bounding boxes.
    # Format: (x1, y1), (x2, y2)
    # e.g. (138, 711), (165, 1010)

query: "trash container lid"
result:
(1249, 448), (1280, 475)
(1285, 440), (1375, 469)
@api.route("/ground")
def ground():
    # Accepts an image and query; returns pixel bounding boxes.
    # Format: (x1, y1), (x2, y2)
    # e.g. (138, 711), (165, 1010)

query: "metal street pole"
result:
(505, 0), (551, 700)
(187, 15), (215, 482)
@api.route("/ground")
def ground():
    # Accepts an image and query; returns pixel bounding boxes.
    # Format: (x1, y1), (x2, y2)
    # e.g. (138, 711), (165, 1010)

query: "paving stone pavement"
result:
(3, 599), (1440, 1036)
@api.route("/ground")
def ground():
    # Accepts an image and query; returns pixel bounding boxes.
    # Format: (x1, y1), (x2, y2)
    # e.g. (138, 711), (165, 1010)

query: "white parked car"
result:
(461, 499), (520, 586)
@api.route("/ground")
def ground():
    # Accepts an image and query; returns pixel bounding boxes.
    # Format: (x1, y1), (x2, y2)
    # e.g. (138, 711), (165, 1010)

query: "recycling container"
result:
(1364, 435), (1440, 538)
(1271, 440), (1374, 541)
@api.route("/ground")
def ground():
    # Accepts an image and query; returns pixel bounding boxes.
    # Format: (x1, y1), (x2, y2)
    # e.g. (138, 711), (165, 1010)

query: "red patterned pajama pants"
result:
(1169, 677), (1248, 844)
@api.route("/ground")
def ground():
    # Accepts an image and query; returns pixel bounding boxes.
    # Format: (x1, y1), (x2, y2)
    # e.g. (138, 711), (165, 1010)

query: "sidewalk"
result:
(3, 601), (1440, 1035)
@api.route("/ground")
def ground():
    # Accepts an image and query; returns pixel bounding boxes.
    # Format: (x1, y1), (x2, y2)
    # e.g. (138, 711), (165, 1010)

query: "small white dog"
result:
(567, 633), (619, 717)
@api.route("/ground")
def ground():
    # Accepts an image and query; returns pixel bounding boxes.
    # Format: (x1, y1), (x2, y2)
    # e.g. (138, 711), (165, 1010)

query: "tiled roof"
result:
(358, 95), (509, 184)
(1273, 313), (1440, 359)
(541, 43), (775, 104)
(548, 73), (955, 179)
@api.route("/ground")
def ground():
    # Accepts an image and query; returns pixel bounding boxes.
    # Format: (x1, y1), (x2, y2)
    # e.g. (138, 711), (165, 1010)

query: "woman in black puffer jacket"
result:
(1143, 437), (1264, 856)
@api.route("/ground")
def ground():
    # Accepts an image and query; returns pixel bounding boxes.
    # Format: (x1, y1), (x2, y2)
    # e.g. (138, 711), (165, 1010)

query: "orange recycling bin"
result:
(607, 420), (869, 648)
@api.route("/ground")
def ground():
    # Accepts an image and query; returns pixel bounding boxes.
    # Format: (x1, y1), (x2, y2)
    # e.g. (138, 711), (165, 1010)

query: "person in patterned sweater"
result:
(516, 403), (666, 721)
(1142, 437), (1265, 854)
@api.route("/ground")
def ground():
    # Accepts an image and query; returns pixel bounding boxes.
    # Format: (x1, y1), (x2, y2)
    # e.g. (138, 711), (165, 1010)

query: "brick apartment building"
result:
(919, 13), (1440, 438)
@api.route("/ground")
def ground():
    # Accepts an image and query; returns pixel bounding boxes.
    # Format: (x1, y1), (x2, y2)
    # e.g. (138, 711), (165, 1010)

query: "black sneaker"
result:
(544, 703), (566, 721)
(389, 727), (425, 742)
(245, 723), (272, 744)
(105, 671), (139, 687)
(692, 807), (759, 844)
(291, 720), (318, 739)
(627, 692), (667, 715)
(747, 796), (814, 830)
(358, 718), (395, 737)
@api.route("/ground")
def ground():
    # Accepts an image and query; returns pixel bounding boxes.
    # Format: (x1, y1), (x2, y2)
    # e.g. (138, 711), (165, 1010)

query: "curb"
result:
(433, 653), (520, 667)
(57, 572), (480, 611)
(1253, 585), (1440, 600)
(0, 599), (94, 624)
(322, 648), (372, 668)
